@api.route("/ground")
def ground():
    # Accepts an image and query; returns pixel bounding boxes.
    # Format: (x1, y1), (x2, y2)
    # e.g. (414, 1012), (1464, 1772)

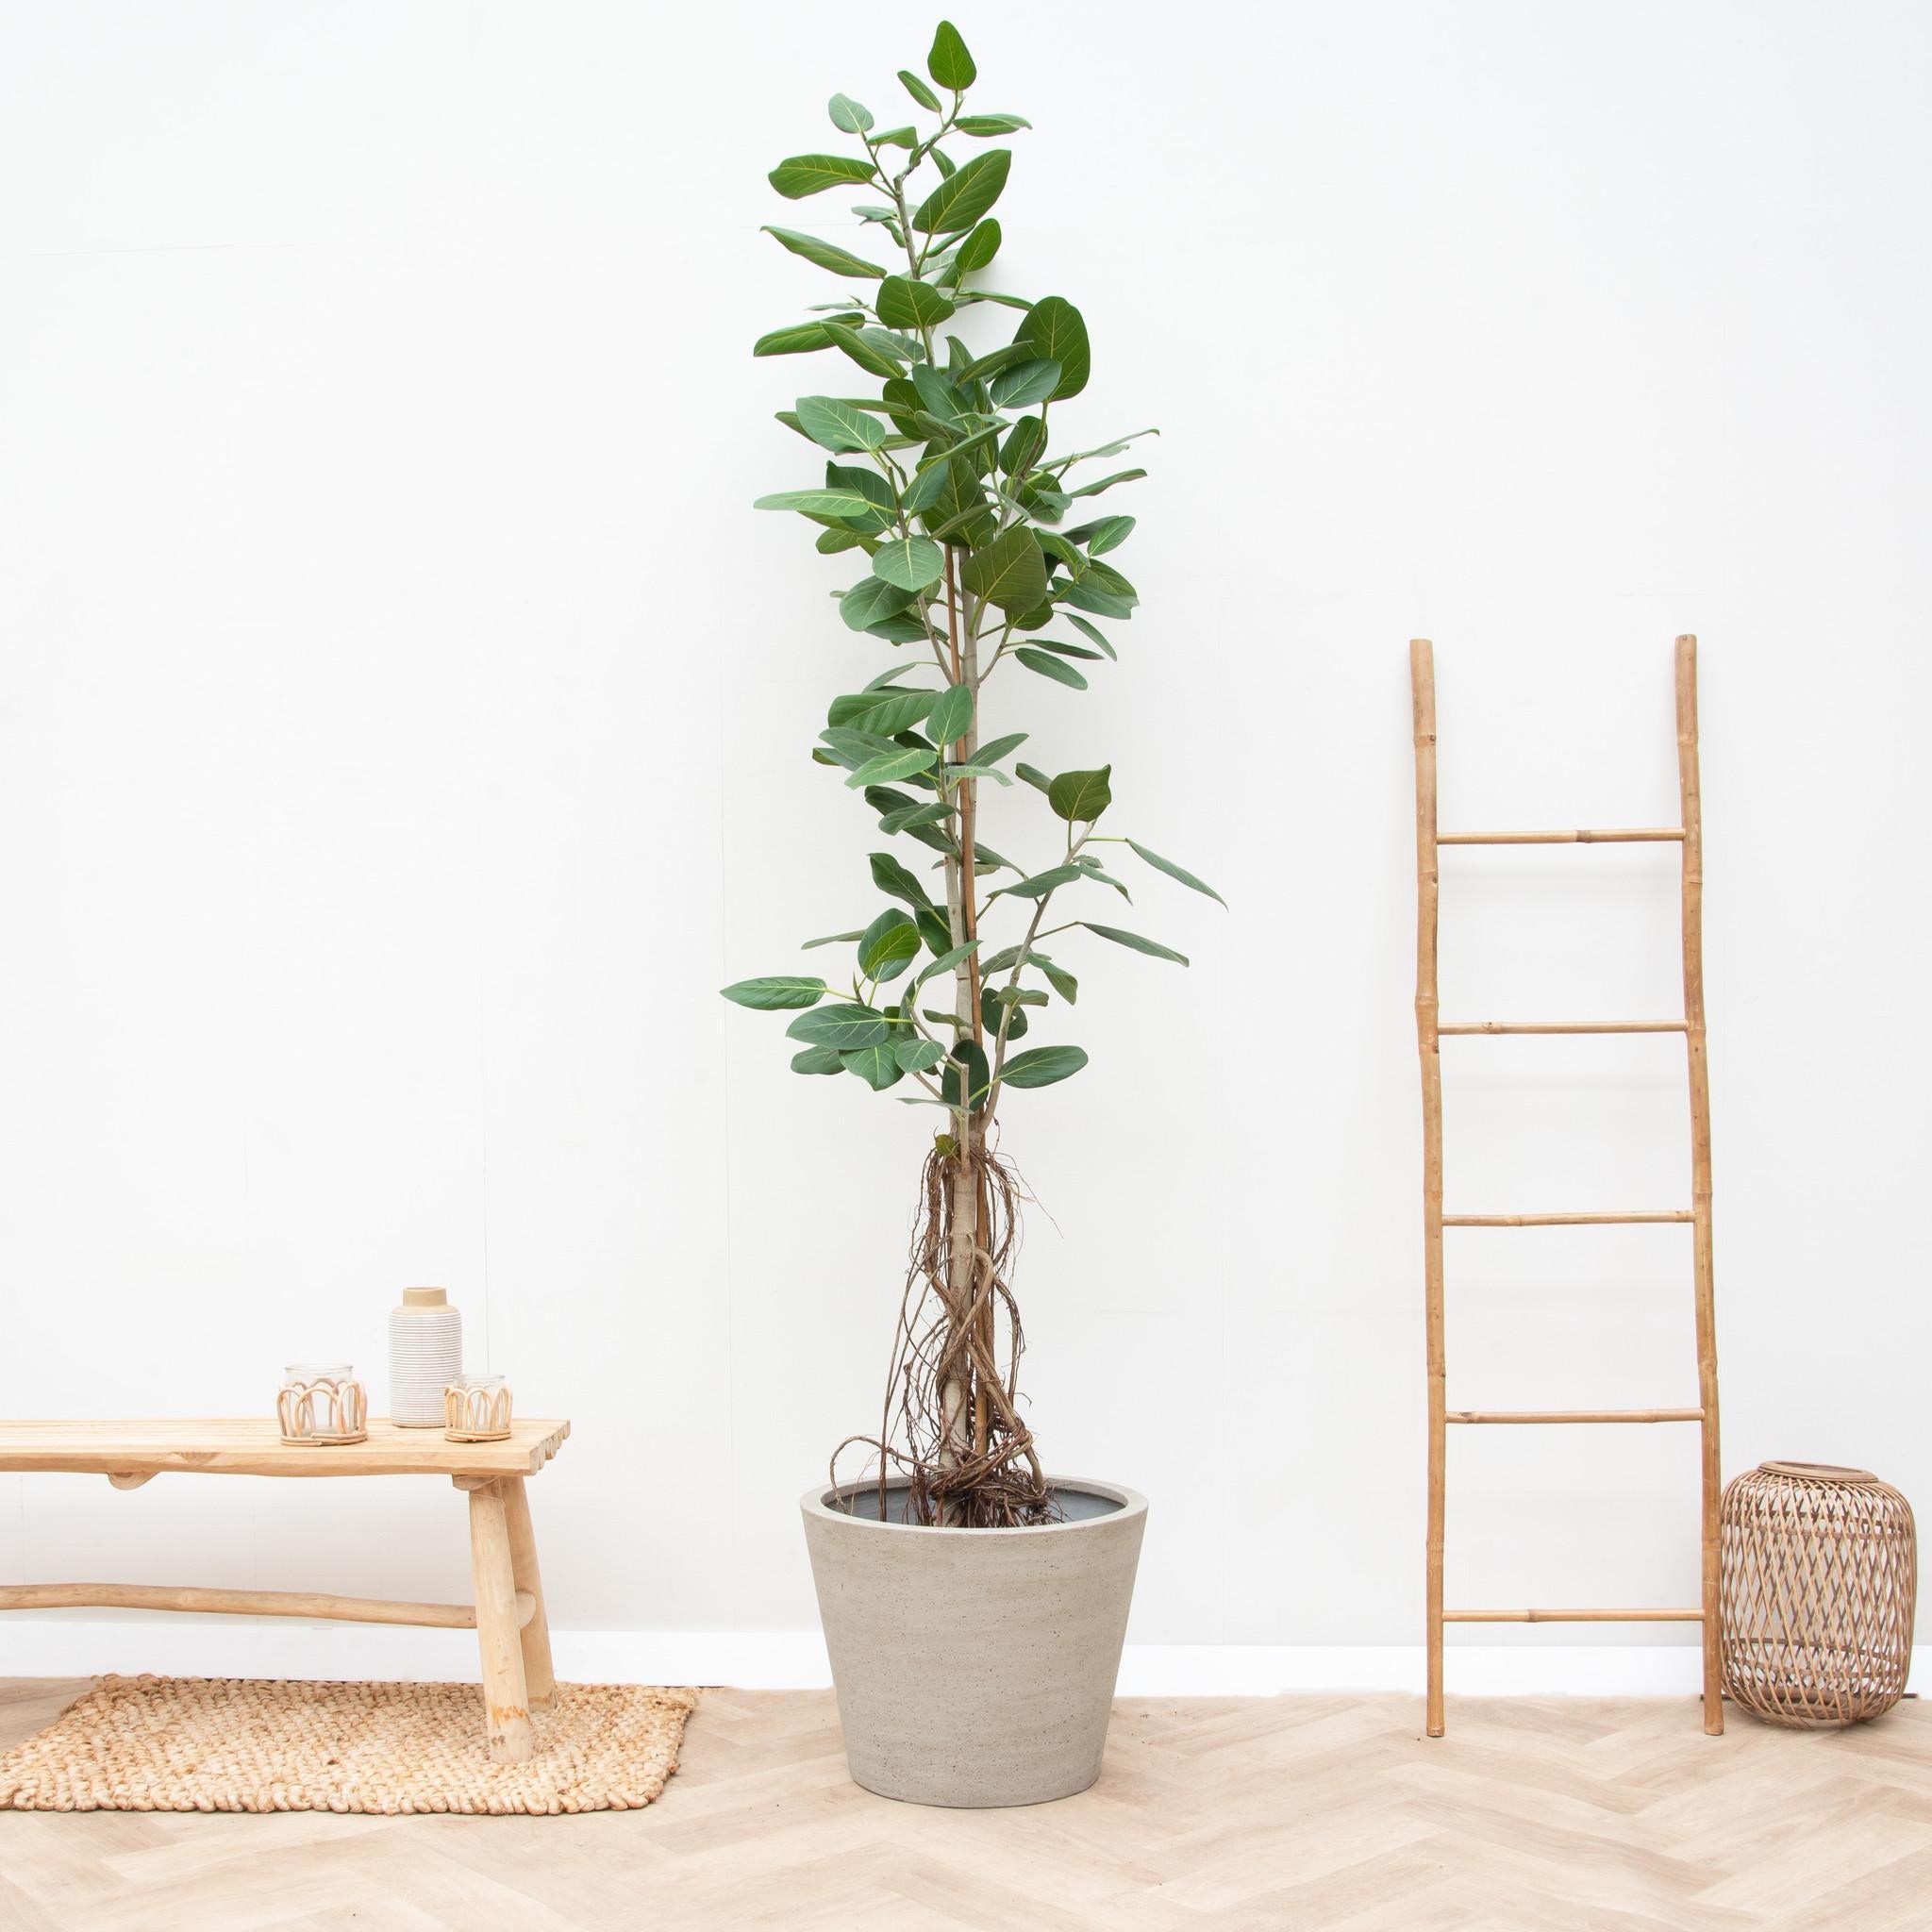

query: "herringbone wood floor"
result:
(1, 1679), (1926, 1929)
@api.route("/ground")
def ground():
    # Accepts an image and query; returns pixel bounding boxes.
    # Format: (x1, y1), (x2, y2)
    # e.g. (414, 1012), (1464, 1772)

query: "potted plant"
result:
(722, 20), (1223, 1808)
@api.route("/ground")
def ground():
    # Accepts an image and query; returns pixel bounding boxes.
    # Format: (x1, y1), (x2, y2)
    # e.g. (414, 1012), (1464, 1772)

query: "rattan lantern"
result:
(1720, 1461), (1916, 1726)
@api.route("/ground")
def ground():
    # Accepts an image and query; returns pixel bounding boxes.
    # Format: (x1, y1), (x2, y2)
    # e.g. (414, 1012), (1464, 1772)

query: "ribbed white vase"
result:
(388, 1286), (463, 1426)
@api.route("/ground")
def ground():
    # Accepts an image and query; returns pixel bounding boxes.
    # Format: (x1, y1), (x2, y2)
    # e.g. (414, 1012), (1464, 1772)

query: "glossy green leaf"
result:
(841, 1041), (905, 1089)
(1005, 862), (1085, 900)
(791, 1045), (845, 1074)
(825, 324), (906, 379)
(785, 1003), (891, 1048)
(926, 19), (976, 90)
(720, 976), (827, 1009)
(769, 154), (876, 199)
(801, 929), (865, 951)
(1062, 613), (1118, 658)
(876, 275), (957, 329)
(982, 986), (1027, 1041)
(895, 1038), (946, 1073)
(942, 1039), (991, 1111)
(898, 67), (942, 111)
(827, 93), (874, 133)
(912, 149), (1011, 234)
(914, 941), (979, 989)
(1064, 466), (1145, 499)
(845, 745), (937, 789)
(858, 909), (922, 980)
(925, 680), (974, 748)
(956, 113), (1032, 136)
(1048, 766), (1112, 823)
(839, 575), (918, 630)
(761, 226), (886, 279)
(959, 525), (1047, 613)
(974, 729), (1027, 765)
(754, 323), (832, 357)
(1080, 923), (1189, 965)
(1014, 294), (1091, 399)
(900, 457), (953, 514)
(1126, 841), (1226, 908)
(872, 534), (944, 591)
(1016, 647), (1088, 690)
(999, 1044), (1088, 1089)
(1084, 514), (1136, 556)
(796, 394), (887, 452)
(915, 906), (956, 956)
(957, 219), (1002, 272)
(754, 487), (886, 518)
(990, 358), (1061, 408)
(869, 850), (935, 910)
(1014, 761), (1051, 793)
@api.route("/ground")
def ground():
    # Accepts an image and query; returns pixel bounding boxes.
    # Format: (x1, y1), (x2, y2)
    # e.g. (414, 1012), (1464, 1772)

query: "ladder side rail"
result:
(1411, 638), (1447, 1740)
(1676, 635), (1724, 1737)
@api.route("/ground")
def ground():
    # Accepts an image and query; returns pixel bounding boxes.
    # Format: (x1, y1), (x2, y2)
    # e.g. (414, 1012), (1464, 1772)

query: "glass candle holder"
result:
(444, 1374), (513, 1442)
(278, 1363), (369, 1444)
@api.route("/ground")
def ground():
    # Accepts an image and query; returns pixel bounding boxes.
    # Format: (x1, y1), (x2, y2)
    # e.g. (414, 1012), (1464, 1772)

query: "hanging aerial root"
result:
(829, 1139), (1056, 1529)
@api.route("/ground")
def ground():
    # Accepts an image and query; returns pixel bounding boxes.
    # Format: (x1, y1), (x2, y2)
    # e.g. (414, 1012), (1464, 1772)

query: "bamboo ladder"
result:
(1410, 636), (1723, 1739)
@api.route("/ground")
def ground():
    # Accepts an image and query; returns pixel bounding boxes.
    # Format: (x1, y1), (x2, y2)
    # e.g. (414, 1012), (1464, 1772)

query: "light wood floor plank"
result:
(1, 1680), (1924, 1929)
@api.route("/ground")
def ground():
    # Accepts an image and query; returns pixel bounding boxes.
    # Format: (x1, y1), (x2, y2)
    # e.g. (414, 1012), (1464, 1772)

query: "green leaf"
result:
(956, 113), (1032, 136)
(1006, 863), (1085, 899)
(898, 67), (942, 111)
(858, 909), (922, 981)
(925, 680), (974, 748)
(1126, 841), (1226, 908)
(1081, 923), (1189, 965)
(957, 219), (1002, 273)
(755, 487), (887, 519)
(895, 1038), (946, 1073)
(846, 745), (937, 789)
(1014, 295), (1091, 399)
(942, 1039), (991, 1111)
(1048, 767), (1112, 824)
(941, 761), (1011, 786)
(839, 575), (918, 631)
(825, 324), (906, 379)
(872, 535), (944, 591)
(827, 93), (874, 134)
(999, 415), (1047, 476)
(982, 986), (1027, 1041)
(878, 799), (949, 834)
(791, 1045), (845, 1074)
(974, 729), (1027, 765)
(870, 850), (935, 910)
(1060, 578), (1134, 621)
(912, 150), (1011, 235)
(1062, 614), (1117, 659)
(754, 323), (832, 357)
(926, 19), (977, 89)
(900, 457), (953, 515)
(796, 394), (887, 452)
(786, 1003), (891, 1048)
(1014, 762), (1051, 793)
(959, 525), (1047, 614)
(876, 275), (957, 329)
(769, 154), (876, 199)
(1084, 515), (1136, 556)
(914, 941), (979, 989)
(915, 906), (955, 956)
(1000, 1045), (1088, 1090)
(1037, 957), (1079, 1004)
(841, 1041), (905, 1090)
(762, 226), (886, 279)
(1064, 467), (1145, 500)
(990, 359), (1061, 409)
(802, 929), (865, 950)
(720, 976), (827, 1010)
(1016, 647), (1088, 690)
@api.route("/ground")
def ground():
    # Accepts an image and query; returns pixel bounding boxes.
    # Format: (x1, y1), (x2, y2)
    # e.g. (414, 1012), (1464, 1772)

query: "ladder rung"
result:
(1444, 1607), (1704, 1624)
(1438, 1020), (1688, 1036)
(1437, 827), (1685, 844)
(1443, 1211), (1692, 1226)
(1447, 1407), (1704, 1424)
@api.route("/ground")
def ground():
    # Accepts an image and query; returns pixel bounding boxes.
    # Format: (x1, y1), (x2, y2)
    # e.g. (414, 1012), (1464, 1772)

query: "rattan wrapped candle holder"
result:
(276, 1364), (369, 1446)
(1720, 1460), (1916, 1726)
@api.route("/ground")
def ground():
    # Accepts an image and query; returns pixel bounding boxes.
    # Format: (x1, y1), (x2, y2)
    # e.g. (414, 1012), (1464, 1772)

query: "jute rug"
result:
(0, 1674), (699, 1815)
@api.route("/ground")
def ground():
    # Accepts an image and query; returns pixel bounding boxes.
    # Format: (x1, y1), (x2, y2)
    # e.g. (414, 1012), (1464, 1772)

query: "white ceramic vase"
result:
(388, 1286), (463, 1426)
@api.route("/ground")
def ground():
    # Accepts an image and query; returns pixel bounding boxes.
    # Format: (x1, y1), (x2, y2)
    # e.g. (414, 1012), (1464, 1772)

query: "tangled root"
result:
(830, 1136), (1056, 1529)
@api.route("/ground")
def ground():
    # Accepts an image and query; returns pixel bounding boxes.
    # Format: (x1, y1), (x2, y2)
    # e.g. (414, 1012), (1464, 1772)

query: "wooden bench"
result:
(0, 1418), (570, 1763)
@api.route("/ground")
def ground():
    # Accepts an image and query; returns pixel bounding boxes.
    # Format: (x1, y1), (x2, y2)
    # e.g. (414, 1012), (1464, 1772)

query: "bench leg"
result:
(468, 1480), (535, 1764)
(500, 1475), (556, 1712)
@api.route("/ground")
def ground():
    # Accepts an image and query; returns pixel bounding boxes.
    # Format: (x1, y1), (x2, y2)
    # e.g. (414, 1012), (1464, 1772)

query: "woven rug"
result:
(0, 1675), (699, 1816)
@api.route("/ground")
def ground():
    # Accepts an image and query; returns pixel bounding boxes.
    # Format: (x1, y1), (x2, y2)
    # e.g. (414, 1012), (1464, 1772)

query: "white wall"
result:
(1, 0), (1925, 1687)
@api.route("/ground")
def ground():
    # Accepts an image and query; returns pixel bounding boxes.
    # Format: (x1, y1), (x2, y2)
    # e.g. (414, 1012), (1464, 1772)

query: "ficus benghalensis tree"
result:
(722, 20), (1223, 1526)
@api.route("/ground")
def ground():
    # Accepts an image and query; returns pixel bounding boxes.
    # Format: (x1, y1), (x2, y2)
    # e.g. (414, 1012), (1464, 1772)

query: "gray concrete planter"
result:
(800, 1475), (1147, 1808)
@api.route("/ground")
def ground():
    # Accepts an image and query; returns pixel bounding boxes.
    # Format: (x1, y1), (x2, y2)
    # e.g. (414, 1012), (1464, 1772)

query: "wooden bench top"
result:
(0, 1418), (570, 1479)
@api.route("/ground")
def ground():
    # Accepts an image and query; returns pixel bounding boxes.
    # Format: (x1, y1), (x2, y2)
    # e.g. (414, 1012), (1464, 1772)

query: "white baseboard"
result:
(10, 1617), (1921, 1697)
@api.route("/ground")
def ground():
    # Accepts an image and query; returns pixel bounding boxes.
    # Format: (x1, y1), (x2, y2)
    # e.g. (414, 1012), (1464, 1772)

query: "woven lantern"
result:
(1720, 1461), (1916, 1725)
